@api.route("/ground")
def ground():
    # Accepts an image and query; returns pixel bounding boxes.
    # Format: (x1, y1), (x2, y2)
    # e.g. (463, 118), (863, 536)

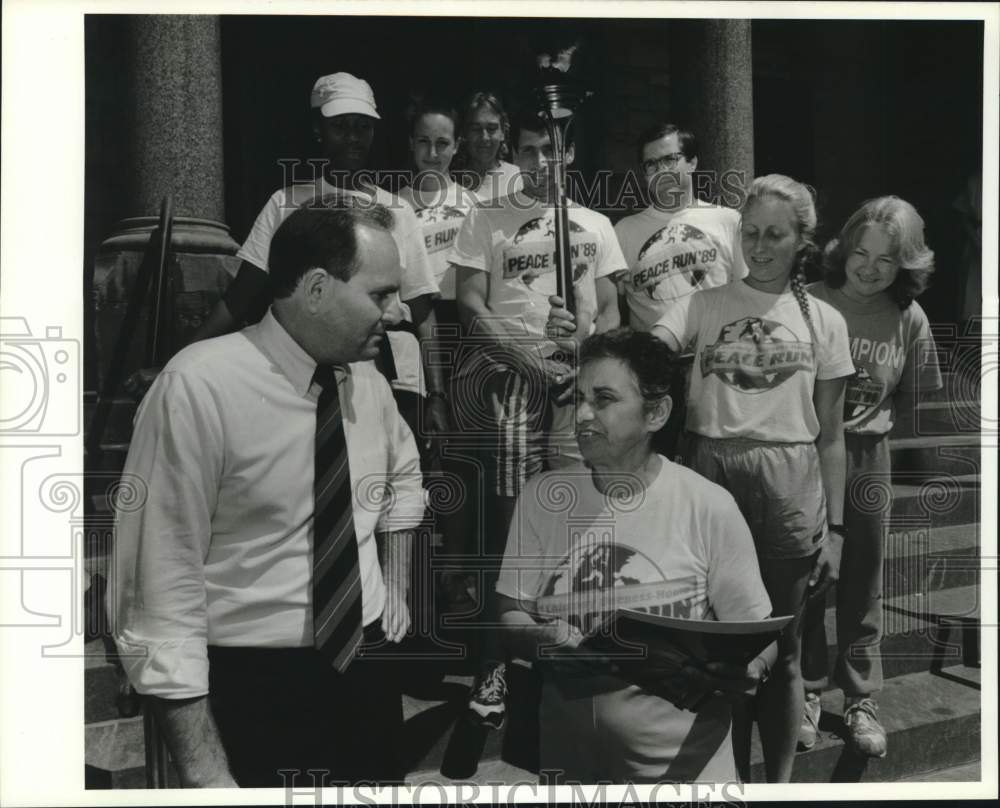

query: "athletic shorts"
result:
(491, 370), (581, 498)
(684, 434), (828, 560)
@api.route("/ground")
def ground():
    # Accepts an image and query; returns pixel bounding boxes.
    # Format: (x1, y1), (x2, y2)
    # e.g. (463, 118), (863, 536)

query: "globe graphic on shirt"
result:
(542, 542), (656, 595)
(632, 221), (716, 301)
(637, 222), (705, 266)
(512, 217), (587, 287)
(538, 542), (671, 633)
(415, 204), (466, 224)
(701, 316), (812, 393)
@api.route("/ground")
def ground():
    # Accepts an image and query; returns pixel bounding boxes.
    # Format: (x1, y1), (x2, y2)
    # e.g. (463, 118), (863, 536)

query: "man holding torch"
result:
(449, 109), (626, 729)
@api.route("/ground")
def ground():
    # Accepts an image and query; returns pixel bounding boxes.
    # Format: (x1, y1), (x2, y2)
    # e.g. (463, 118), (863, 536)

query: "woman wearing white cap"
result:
(188, 72), (450, 438)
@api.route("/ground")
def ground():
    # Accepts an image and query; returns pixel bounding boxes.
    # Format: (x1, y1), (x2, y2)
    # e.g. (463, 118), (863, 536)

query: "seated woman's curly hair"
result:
(580, 328), (678, 413)
(822, 195), (935, 310)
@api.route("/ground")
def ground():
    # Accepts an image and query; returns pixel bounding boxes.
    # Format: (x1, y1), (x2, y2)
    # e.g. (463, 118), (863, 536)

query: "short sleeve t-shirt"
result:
(235, 178), (438, 302)
(235, 178), (438, 395)
(614, 204), (747, 332)
(448, 191), (627, 350)
(655, 282), (855, 442)
(809, 284), (942, 434)
(496, 460), (772, 782)
(398, 181), (476, 300)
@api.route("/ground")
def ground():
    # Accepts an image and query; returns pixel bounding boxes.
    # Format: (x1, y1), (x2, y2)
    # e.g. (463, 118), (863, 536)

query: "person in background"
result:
(496, 328), (775, 783)
(193, 72), (449, 442)
(451, 90), (523, 203)
(614, 123), (745, 333)
(449, 109), (626, 731)
(800, 196), (942, 759)
(613, 122), (747, 458)
(398, 99), (480, 611)
(109, 203), (424, 787)
(549, 173), (853, 782)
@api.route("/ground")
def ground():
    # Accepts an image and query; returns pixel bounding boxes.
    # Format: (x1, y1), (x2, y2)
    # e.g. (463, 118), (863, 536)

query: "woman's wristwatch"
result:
(828, 523), (847, 538)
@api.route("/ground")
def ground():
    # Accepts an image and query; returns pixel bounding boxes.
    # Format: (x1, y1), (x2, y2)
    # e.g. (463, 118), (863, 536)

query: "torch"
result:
(532, 44), (591, 317)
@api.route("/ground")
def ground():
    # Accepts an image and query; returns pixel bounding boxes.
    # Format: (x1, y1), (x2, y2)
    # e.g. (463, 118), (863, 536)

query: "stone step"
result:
(894, 399), (980, 437)
(889, 436), (980, 480)
(813, 584), (982, 682)
(890, 474), (980, 527)
(85, 716), (146, 778)
(810, 523), (981, 611)
(897, 760), (981, 782)
(752, 665), (981, 783)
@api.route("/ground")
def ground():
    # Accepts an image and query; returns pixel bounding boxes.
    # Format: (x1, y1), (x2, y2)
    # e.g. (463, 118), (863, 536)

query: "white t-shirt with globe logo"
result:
(615, 203), (747, 331)
(398, 181), (477, 300)
(656, 282), (854, 443)
(448, 191), (627, 349)
(495, 459), (771, 782)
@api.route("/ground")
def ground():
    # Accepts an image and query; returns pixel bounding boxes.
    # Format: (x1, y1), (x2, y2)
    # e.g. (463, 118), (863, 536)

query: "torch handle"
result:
(549, 120), (576, 316)
(554, 199), (575, 316)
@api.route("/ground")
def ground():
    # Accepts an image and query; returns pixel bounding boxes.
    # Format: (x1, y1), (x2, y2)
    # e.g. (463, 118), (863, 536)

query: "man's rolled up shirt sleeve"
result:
(108, 369), (223, 698)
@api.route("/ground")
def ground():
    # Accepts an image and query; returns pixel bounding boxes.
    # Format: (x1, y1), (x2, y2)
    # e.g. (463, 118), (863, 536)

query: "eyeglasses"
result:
(642, 153), (687, 174)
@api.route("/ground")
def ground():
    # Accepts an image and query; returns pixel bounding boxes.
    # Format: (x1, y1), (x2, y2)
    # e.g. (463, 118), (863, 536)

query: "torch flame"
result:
(536, 41), (580, 73)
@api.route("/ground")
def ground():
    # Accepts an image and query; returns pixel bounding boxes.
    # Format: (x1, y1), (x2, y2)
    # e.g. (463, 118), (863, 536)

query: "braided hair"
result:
(743, 174), (820, 346)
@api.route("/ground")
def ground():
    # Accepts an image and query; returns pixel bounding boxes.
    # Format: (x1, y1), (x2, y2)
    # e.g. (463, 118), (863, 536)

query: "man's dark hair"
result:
(579, 328), (677, 412)
(268, 196), (394, 298)
(635, 122), (697, 165)
(511, 109), (576, 152)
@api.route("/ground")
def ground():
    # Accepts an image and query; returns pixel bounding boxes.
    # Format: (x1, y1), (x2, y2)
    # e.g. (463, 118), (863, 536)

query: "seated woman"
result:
(494, 329), (777, 783)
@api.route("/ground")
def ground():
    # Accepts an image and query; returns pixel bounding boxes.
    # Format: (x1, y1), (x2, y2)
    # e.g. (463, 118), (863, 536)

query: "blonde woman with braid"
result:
(547, 174), (854, 782)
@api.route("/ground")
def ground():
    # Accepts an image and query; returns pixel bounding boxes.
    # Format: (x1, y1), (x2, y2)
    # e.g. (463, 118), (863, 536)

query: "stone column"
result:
(92, 15), (239, 395)
(669, 19), (755, 202)
(122, 15), (227, 221)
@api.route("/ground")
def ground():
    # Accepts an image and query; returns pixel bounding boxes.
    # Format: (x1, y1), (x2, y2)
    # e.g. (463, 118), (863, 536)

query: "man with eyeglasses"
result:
(614, 123), (747, 332)
(613, 124), (747, 459)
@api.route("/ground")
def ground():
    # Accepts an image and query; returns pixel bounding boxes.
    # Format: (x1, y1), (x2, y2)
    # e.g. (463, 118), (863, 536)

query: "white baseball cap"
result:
(310, 72), (380, 119)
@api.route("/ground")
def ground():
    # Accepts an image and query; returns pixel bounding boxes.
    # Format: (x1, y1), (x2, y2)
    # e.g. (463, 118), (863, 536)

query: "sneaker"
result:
(468, 663), (508, 729)
(798, 691), (822, 750)
(844, 697), (887, 758)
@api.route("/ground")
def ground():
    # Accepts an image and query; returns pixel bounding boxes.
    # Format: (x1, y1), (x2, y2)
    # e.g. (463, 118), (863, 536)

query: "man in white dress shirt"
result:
(108, 202), (425, 787)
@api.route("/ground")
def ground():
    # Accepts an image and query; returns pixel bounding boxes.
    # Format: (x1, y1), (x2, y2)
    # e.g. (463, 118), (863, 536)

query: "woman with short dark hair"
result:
(495, 328), (776, 783)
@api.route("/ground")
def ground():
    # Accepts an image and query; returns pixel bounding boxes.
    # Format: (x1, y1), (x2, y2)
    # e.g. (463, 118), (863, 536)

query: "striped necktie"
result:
(312, 365), (363, 672)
